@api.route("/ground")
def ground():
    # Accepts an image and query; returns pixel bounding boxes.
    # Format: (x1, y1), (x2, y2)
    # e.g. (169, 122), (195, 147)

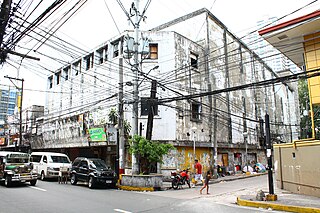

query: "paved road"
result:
(0, 176), (284, 213)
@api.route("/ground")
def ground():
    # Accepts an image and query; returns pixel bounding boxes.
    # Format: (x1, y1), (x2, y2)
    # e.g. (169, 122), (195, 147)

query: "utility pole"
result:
(265, 113), (277, 201)
(118, 57), (125, 175)
(0, 0), (12, 47)
(146, 80), (157, 140)
(205, 14), (215, 177)
(131, 0), (140, 174)
(4, 76), (24, 151)
(117, 0), (150, 174)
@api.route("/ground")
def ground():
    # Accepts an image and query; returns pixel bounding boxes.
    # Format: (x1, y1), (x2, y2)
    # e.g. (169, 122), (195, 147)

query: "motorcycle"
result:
(171, 169), (191, 190)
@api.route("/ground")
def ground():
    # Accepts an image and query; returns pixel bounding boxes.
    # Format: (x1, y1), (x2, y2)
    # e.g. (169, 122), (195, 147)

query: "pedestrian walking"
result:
(200, 170), (211, 194)
(194, 159), (203, 185)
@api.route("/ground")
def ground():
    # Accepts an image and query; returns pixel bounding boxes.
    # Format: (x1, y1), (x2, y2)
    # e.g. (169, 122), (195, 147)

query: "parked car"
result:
(70, 157), (117, 189)
(30, 152), (72, 180)
(0, 151), (37, 187)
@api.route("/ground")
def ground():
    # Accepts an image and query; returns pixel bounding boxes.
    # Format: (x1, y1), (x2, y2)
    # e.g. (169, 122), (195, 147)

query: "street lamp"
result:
(191, 127), (197, 160)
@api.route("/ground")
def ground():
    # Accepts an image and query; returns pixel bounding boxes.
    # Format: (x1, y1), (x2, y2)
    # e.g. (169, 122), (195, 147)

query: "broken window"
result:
(191, 102), (201, 121)
(149, 43), (158, 59)
(190, 52), (198, 69)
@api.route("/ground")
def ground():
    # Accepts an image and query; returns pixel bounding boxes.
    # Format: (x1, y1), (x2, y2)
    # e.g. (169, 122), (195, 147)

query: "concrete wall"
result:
(274, 141), (320, 197)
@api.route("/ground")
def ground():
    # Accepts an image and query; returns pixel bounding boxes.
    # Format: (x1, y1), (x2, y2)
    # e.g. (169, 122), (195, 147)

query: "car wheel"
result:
(70, 173), (77, 185)
(88, 176), (95, 189)
(40, 172), (45, 181)
(30, 179), (37, 186)
(4, 175), (12, 187)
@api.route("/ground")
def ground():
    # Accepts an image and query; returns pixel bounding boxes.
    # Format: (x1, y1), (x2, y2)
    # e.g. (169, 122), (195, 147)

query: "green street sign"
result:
(88, 128), (107, 142)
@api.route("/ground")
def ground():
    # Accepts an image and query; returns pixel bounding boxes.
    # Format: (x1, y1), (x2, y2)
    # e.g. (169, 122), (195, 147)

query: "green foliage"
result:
(298, 79), (320, 139)
(129, 135), (175, 174)
(108, 108), (118, 125)
(107, 108), (131, 138)
(123, 119), (132, 138)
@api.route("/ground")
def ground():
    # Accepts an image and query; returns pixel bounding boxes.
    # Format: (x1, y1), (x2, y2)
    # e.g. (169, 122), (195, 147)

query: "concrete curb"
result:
(237, 196), (320, 213)
(118, 172), (267, 192)
(118, 184), (155, 192)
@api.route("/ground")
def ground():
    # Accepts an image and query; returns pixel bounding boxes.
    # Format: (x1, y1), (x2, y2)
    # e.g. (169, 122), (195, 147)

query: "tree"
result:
(108, 108), (131, 139)
(298, 79), (320, 139)
(129, 135), (175, 174)
(108, 108), (118, 125)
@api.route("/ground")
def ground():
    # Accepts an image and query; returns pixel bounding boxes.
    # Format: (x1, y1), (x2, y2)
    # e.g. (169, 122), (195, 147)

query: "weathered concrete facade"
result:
(32, 8), (299, 176)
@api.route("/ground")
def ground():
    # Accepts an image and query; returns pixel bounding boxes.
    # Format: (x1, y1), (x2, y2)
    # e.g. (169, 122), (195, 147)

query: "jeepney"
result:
(0, 151), (37, 187)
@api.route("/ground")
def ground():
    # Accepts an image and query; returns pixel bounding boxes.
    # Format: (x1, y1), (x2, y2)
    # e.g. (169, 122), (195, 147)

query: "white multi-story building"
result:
(34, 8), (299, 175)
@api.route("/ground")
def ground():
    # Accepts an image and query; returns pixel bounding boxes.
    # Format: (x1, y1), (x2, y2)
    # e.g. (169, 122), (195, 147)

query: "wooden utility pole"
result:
(146, 80), (157, 140)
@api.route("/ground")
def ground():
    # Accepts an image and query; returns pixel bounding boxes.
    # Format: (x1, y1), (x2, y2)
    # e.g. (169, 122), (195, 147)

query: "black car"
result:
(70, 157), (117, 189)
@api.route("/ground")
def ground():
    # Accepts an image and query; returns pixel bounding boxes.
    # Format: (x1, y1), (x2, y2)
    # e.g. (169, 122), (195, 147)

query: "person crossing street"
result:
(194, 159), (203, 186)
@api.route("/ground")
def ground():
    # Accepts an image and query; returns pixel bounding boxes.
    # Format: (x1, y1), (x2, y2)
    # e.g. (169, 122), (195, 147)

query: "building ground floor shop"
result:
(8, 139), (267, 179)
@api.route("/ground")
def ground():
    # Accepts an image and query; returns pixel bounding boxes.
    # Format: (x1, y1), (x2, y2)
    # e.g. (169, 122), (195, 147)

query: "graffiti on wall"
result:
(161, 147), (212, 174)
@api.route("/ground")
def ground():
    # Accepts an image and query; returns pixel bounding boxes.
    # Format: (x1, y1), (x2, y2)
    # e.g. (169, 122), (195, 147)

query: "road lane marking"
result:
(114, 209), (132, 213)
(29, 186), (47, 192)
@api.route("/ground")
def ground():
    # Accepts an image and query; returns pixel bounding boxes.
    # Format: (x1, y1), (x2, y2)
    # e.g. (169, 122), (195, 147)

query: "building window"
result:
(55, 72), (61, 85)
(96, 47), (104, 64)
(190, 52), (198, 69)
(112, 40), (120, 58)
(1, 97), (8, 102)
(2, 90), (8, 96)
(140, 97), (158, 116)
(63, 66), (70, 81)
(73, 60), (81, 76)
(84, 53), (93, 71)
(191, 102), (201, 121)
(48, 76), (53, 89)
(149, 43), (158, 59)
(104, 45), (108, 61)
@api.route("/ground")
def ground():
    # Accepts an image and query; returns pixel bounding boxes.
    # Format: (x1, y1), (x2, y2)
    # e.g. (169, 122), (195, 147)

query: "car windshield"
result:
(51, 156), (70, 163)
(89, 159), (108, 170)
(7, 153), (29, 163)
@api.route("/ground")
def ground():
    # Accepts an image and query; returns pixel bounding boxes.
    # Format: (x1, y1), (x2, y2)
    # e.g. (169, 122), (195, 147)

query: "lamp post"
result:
(191, 127), (197, 160)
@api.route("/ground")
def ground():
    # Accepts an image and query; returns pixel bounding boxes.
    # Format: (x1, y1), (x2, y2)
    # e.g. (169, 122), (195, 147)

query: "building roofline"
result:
(149, 8), (227, 32)
(258, 10), (320, 36)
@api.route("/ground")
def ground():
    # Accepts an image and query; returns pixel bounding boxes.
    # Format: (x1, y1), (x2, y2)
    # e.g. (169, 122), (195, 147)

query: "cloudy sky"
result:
(1, 0), (319, 108)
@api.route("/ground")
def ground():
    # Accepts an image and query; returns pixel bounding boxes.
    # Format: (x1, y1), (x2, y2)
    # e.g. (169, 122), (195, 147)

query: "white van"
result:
(30, 152), (72, 180)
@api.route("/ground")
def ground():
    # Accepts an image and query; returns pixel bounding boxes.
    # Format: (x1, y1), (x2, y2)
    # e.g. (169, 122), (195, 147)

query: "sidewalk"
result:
(162, 172), (267, 190)
(163, 173), (320, 213)
(237, 190), (320, 213)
